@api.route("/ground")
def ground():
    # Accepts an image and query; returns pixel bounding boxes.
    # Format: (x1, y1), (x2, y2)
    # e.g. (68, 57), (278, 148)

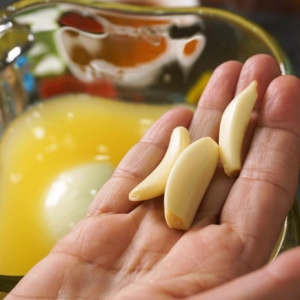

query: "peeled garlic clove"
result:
(219, 81), (258, 177)
(164, 137), (219, 230)
(129, 126), (190, 201)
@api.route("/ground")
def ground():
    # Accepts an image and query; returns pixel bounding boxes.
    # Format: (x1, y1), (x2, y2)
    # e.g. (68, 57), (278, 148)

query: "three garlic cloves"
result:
(128, 80), (258, 230)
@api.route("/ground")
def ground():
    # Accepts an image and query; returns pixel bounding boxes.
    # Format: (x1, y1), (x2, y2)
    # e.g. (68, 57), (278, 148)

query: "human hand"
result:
(5, 54), (300, 300)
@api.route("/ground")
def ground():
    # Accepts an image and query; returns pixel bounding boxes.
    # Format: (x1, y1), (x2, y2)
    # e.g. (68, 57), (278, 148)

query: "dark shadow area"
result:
(202, 0), (300, 76)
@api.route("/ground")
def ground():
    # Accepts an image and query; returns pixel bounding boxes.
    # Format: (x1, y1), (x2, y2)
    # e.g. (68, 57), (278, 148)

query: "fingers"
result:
(88, 55), (282, 223)
(193, 168), (236, 224)
(193, 54), (281, 224)
(237, 54), (281, 156)
(189, 247), (300, 300)
(87, 107), (193, 216)
(221, 75), (300, 268)
(189, 54), (281, 144)
(181, 60), (242, 225)
(236, 54), (281, 112)
(189, 60), (242, 141)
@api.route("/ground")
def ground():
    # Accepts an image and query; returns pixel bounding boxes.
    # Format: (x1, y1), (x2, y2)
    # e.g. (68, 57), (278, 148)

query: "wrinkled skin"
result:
(6, 55), (300, 300)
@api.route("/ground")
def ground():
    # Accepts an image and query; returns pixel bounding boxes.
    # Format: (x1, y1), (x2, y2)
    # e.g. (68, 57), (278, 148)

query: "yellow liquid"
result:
(0, 94), (177, 275)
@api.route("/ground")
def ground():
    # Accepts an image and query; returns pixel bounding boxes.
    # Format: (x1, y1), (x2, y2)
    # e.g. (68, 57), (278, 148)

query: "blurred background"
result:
(1, 0), (299, 75)
(202, 0), (300, 76)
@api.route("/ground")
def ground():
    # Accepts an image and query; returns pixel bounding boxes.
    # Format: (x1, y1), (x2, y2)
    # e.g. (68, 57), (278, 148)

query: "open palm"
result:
(7, 55), (300, 300)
